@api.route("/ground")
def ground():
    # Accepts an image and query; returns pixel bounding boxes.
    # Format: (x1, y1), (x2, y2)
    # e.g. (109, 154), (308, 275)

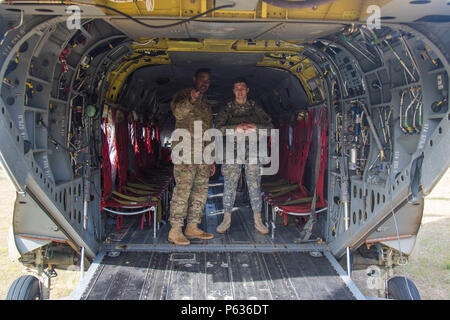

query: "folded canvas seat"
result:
(101, 106), (173, 237)
(261, 108), (327, 238)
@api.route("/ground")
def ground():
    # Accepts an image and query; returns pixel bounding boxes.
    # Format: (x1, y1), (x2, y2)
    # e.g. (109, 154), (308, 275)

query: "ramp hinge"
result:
(17, 190), (26, 197)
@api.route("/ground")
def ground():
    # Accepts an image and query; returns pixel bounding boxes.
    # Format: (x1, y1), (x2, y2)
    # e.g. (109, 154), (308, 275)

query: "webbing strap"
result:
(297, 109), (315, 187)
(111, 109), (119, 184)
(300, 108), (327, 241)
(279, 124), (290, 181)
(101, 117), (113, 201)
(315, 109), (328, 207)
(154, 125), (160, 142)
(135, 122), (146, 175)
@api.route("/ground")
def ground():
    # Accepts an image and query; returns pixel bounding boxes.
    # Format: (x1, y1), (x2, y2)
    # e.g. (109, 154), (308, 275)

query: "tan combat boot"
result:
(254, 212), (269, 234)
(184, 223), (214, 240)
(216, 212), (231, 234)
(168, 226), (190, 245)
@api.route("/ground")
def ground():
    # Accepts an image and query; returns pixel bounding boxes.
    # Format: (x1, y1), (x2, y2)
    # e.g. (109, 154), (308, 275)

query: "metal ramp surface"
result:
(71, 249), (364, 300)
(70, 180), (365, 300)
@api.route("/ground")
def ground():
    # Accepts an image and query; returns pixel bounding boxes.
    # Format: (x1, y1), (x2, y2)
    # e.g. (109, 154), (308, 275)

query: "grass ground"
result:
(0, 164), (449, 299)
(0, 165), (80, 300)
(403, 171), (450, 299)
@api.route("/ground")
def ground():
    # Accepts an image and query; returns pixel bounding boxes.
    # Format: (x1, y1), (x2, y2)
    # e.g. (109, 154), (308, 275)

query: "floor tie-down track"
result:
(73, 249), (363, 300)
(71, 181), (365, 300)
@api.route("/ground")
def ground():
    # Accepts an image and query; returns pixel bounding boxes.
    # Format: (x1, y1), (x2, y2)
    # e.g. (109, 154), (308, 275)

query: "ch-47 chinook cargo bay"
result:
(0, 0), (449, 300)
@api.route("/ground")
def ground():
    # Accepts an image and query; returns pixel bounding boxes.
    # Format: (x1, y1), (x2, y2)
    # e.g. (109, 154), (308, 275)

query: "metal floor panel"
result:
(102, 180), (312, 249)
(72, 180), (365, 300)
(77, 250), (359, 300)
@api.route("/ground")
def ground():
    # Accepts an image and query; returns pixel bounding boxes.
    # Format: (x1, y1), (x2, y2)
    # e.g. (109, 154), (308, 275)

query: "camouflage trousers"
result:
(222, 163), (262, 214)
(169, 164), (210, 227)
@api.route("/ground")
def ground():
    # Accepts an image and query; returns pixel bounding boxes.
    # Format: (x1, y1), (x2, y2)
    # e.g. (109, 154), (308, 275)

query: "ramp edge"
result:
(67, 251), (106, 300)
(323, 250), (366, 300)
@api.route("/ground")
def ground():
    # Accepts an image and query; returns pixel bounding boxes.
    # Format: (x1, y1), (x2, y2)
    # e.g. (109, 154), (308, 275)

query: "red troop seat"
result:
(261, 108), (328, 238)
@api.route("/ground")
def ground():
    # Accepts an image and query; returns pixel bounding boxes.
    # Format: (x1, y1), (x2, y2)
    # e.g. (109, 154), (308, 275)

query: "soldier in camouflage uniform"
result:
(215, 77), (273, 234)
(168, 68), (215, 245)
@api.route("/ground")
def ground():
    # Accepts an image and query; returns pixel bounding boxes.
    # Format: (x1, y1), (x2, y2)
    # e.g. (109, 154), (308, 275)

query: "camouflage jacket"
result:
(215, 99), (273, 133)
(170, 88), (212, 164)
(215, 99), (273, 163)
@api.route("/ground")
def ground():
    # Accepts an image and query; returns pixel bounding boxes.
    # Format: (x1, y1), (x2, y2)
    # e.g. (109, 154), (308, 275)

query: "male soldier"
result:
(168, 68), (216, 245)
(215, 77), (273, 234)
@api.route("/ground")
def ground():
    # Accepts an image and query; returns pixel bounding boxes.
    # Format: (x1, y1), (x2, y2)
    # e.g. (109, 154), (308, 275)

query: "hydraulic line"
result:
(356, 101), (385, 161)
(340, 33), (377, 65)
(399, 91), (407, 133)
(0, 8), (23, 46)
(340, 163), (351, 277)
(404, 90), (420, 133)
(385, 107), (392, 149)
(412, 95), (423, 132)
(364, 27), (385, 63)
(384, 39), (416, 82)
(6, 1), (236, 29)
(377, 107), (388, 145)
(399, 34), (420, 80)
